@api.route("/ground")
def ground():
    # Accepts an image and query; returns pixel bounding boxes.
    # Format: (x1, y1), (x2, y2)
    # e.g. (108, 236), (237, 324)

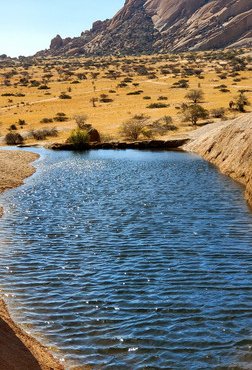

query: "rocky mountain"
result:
(39, 0), (252, 56)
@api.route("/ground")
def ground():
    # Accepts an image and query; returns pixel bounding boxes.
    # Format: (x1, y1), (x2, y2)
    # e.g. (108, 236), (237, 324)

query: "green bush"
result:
(67, 129), (89, 149)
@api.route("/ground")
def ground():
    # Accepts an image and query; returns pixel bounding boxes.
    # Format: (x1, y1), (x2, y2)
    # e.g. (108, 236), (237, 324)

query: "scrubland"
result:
(0, 49), (251, 145)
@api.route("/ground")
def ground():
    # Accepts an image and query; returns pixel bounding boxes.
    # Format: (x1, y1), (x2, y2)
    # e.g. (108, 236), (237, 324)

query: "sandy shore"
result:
(0, 149), (63, 369)
(184, 113), (252, 209)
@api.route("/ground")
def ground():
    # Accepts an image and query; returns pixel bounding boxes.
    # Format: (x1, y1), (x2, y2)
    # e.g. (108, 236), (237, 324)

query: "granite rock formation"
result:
(38, 0), (252, 56)
(184, 113), (252, 209)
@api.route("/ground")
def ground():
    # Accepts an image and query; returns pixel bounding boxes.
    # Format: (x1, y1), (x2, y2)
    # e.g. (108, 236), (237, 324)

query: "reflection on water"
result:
(0, 149), (252, 369)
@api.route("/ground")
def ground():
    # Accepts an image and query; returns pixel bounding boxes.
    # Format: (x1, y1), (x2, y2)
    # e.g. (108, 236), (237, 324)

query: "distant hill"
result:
(37, 0), (252, 56)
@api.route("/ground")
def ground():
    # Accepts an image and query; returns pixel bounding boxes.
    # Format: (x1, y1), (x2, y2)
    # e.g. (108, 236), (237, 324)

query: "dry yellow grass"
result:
(0, 49), (251, 144)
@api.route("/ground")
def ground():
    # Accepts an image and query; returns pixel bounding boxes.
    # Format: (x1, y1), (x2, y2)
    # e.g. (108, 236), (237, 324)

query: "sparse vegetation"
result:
(211, 108), (226, 119)
(31, 128), (58, 140)
(59, 92), (71, 99)
(120, 114), (151, 141)
(147, 102), (169, 109)
(0, 49), (251, 144)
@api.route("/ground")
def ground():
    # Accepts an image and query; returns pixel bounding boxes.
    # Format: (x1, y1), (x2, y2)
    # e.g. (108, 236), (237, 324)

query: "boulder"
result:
(88, 128), (101, 143)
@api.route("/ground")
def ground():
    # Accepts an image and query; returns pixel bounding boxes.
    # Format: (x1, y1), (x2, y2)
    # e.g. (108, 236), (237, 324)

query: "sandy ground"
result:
(0, 150), (63, 370)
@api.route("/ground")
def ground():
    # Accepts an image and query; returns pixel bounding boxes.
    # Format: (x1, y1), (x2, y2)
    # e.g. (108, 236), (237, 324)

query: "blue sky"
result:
(0, 0), (125, 57)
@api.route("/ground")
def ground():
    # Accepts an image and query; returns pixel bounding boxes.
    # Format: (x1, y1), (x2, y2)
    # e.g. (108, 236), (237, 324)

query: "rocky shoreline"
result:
(183, 113), (252, 209)
(0, 150), (63, 370)
(48, 138), (189, 151)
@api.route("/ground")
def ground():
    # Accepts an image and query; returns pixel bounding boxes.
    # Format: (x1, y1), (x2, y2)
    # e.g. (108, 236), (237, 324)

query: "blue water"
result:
(0, 149), (252, 369)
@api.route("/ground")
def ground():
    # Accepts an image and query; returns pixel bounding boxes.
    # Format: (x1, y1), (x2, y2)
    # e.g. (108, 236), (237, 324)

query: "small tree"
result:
(234, 92), (250, 112)
(90, 97), (98, 107)
(182, 104), (209, 126)
(185, 89), (204, 104)
(120, 114), (150, 141)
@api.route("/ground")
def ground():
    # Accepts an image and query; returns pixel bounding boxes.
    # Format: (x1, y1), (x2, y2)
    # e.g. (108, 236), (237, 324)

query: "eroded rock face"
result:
(146, 0), (252, 51)
(50, 35), (63, 50)
(184, 113), (252, 209)
(42, 0), (252, 56)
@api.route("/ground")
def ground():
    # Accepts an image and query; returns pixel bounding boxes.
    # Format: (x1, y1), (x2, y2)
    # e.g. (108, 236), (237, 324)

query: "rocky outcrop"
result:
(48, 138), (189, 151)
(184, 113), (252, 208)
(38, 0), (252, 56)
(146, 0), (252, 51)
(88, 128), (101, 143)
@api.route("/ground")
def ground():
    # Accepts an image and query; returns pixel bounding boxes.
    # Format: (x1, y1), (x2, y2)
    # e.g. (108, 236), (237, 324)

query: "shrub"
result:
(234, 92), (250, 112)
(219, 88), (230, 93)
(59, 92), (71, 99)
(117, 82), (128, 88)
(214, 84), (227, 89)
(5, 132), (24, 145)
(172, 79), (189, 88)
(2, 93), (15, 97)
(147, 103), (169, 109)
(40, 117), (53, 123)
(127, 90), (143, 96)
(211, 108), (226, 118)
(100, 94), (113, 103)
(67, 129), (89, 149)
(120, 114), (150, 141)
(123, 77), (133, 83)
(31, 128), (58, 140)
(18, 119), (26, 126)
(54, 113), (68, 122)
(38, 85), (50, 90)
(143, 96), (151, 100)
(158, 96), (168, 101)
(9, 124), (17, 131)
(148, 116), (177, 135)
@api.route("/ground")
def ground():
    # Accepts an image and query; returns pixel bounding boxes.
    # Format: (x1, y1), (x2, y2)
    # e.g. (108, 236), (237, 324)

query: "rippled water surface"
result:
(0, 149), (252, 369)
